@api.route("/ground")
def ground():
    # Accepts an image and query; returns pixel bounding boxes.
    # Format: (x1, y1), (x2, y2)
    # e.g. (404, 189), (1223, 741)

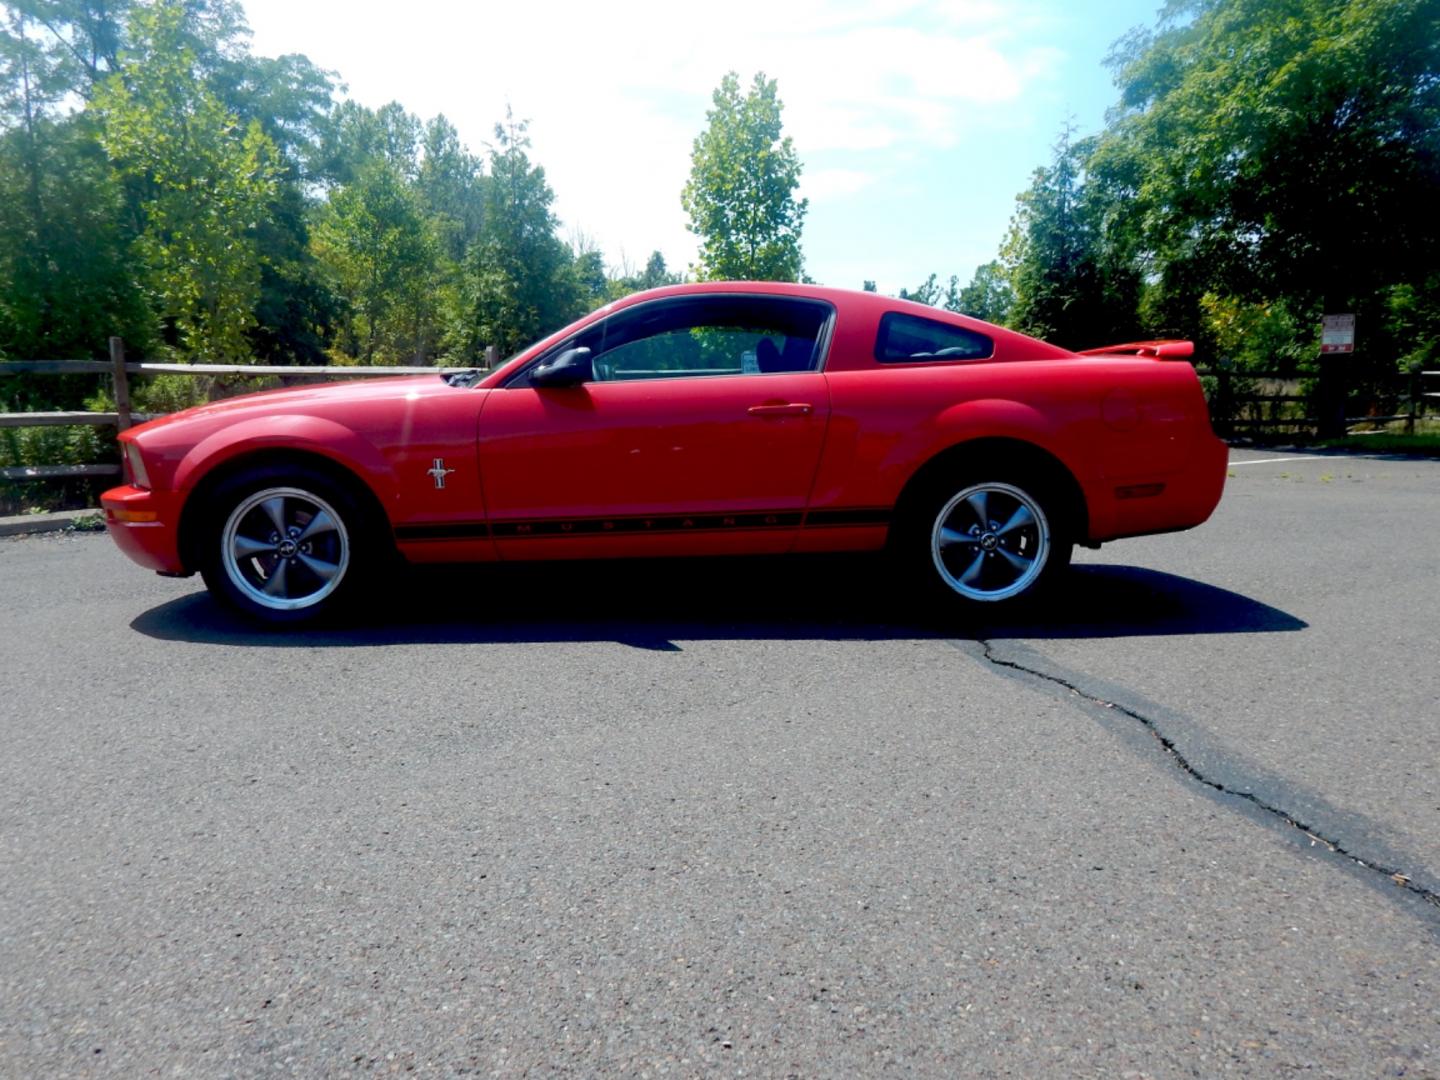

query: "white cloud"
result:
(240, 0), (1061, 280)
(799, 167), (878, 202)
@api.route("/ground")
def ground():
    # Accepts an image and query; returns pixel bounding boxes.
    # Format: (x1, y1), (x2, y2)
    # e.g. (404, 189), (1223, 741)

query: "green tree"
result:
(899, 273), (961, 310)
(212, 49), (337, 180)
(604, 249), (682, 300)
(1002, 127), (1087, 342)
(1001, 127), (1138, 349)
(209, 51), (341, 364)
(682, 71), (807, 281)
(316, 99), (421, 186)
(2, 0), (248, 99)
(1, 3), (74, 125)
(311, 160), (441, 363)
(417, 114), (485, 263)
(92, 0), (277, 361)
(1382, 274), (1440, 372)
(957, 261), (1015, 325)
(0, 115), (149, 362)
(248, 177), (338, 364)
(569, 236), (609, 311)
(637, 249), (680, 291)
(0, 5), (148, 361)
(3, 0), (131, 92)
(1092, 0), (1440, 366)
(896, 268), (1017, 326)
(455, 111), (579, 358)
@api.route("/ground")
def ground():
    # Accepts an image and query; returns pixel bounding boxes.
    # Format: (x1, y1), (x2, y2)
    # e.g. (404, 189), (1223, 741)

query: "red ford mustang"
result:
(102, 282), (1227, 624)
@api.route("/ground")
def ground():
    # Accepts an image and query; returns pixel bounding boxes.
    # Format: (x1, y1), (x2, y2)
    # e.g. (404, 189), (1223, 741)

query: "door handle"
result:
(747, 402), (813, 417)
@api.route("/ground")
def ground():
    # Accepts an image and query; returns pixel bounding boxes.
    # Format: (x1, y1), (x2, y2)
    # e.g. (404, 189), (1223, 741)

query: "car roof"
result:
(481, 280), (1073, 387)
(608, 281), (1073, 354)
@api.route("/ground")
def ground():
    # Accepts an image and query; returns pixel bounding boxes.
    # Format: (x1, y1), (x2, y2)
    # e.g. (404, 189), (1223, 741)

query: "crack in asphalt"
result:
(974, 638), (1440, 912)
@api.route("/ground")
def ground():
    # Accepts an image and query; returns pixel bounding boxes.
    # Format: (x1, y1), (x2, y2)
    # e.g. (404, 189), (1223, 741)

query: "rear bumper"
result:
(1088, 434), (1228, 542)
(101, 485), (186, 574)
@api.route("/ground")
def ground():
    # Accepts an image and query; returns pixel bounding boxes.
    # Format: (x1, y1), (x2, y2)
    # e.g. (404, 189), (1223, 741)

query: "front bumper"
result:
(101, 485), (186, 574)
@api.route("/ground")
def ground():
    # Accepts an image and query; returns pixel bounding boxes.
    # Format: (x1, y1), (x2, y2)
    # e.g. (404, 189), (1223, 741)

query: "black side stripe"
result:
(394, 522), (491, 541)
(804, 507), (891, 528)
(395, 507), (889, 543)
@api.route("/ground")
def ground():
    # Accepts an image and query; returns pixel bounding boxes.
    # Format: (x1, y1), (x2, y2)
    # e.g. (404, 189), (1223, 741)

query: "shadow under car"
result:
(129, 555), (1308, 649)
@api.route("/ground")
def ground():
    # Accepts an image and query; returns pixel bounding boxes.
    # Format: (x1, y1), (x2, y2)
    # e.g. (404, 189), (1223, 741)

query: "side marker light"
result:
(1115, 483), (1166, 500)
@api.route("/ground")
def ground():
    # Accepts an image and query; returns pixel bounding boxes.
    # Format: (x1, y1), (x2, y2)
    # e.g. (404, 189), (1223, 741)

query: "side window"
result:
(875, 312), (993, 363)
(577, 296), (829, 382)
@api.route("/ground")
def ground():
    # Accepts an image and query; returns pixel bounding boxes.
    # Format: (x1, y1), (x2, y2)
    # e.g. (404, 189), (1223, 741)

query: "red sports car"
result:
(102, 282), (1227, 624)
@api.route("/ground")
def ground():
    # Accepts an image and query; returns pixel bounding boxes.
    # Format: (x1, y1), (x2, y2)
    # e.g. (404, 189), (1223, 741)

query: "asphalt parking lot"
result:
(3, 448), (1438, 1076)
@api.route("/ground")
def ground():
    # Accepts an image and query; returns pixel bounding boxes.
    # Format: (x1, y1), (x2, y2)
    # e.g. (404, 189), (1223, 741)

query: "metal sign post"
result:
(1321, 314), (1356, 354)
(1318, 314), (1356, 437)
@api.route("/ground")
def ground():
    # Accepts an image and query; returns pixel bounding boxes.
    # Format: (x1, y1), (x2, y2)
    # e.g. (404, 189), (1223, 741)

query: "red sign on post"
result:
(1321, 313), (1356, 354)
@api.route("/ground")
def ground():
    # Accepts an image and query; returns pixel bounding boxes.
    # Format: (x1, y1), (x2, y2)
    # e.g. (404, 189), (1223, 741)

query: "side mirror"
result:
(530, 347), (593, 388)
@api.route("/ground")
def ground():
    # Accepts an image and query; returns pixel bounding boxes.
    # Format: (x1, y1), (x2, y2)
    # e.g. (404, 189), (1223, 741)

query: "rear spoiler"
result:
(1076, 339), (1194, 359)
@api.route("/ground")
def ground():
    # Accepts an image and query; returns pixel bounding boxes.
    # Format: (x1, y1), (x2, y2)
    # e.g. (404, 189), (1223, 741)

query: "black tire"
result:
(198, 463), (377, 626)
(892, 469), (1073, 614)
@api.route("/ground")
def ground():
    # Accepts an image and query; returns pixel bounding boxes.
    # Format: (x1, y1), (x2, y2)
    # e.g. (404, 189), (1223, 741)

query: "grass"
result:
(67, 512), (106, 532)
(1311, 433), (1440, 456)
(1233, 415), (1440, 456)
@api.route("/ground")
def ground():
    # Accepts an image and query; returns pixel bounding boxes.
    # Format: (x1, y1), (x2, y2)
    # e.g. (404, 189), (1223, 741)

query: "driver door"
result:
(477, 293), (833, 560)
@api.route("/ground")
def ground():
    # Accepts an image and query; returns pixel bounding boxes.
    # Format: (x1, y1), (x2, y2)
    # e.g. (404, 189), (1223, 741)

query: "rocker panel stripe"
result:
(394, 507), (889, 543)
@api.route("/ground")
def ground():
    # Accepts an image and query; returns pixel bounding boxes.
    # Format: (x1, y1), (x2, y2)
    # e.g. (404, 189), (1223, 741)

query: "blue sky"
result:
(240, 0), (1162, 294)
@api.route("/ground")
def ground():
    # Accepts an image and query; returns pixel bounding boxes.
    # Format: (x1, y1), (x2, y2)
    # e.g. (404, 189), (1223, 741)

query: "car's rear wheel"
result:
(897, 472), (1072, 613)
(199, 465), (370, 625)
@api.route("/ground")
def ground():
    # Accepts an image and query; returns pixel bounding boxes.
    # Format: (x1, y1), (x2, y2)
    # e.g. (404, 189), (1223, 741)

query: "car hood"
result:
(126, 374), (454, 436)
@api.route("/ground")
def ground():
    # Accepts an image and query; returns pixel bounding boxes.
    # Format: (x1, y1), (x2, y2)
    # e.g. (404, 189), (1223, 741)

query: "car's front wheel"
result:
(897, 473), (1073, 613)
(199, 466), (370, 625)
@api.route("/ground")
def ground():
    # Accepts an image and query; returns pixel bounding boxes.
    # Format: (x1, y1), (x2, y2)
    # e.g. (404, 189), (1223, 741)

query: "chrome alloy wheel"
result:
(220, 486), (350, 611)
(930, 481), (1051, 602)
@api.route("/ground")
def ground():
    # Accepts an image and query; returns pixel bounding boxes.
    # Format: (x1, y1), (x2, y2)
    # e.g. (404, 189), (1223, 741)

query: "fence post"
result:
(1215, 365), (1233, 439)
(1317, 353), (1346, 439)
(1407, 366), (1421, 436)
(109, 336), (132, 431)
(484, 344), (498, 369)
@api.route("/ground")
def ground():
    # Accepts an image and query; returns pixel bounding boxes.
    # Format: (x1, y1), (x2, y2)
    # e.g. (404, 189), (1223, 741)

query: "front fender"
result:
(172, 415), (399, 505)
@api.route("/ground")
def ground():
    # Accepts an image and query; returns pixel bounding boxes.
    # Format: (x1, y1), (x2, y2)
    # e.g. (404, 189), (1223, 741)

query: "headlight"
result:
(124, 442), (151, 489)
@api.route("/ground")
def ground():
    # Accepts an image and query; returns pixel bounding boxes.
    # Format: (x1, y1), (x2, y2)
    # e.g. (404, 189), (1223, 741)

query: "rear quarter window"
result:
(875, 312), (994, 363)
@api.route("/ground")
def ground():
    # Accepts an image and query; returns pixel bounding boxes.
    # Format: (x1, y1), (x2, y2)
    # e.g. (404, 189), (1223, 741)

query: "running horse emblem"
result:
(427, 458), (456, 490)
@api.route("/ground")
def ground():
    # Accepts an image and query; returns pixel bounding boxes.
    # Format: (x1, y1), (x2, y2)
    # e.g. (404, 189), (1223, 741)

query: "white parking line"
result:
(1228, 455), (1329, 466)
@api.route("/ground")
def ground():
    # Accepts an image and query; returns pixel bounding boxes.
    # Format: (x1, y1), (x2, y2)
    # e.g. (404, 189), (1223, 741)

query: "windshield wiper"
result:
(444, 368), (484, 388)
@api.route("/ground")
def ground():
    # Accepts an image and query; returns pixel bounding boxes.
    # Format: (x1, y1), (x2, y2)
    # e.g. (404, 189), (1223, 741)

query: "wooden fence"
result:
(1196, 365), (1440, 438)
(1, 337), (482, 483)
(3, 342), (1438, 486)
